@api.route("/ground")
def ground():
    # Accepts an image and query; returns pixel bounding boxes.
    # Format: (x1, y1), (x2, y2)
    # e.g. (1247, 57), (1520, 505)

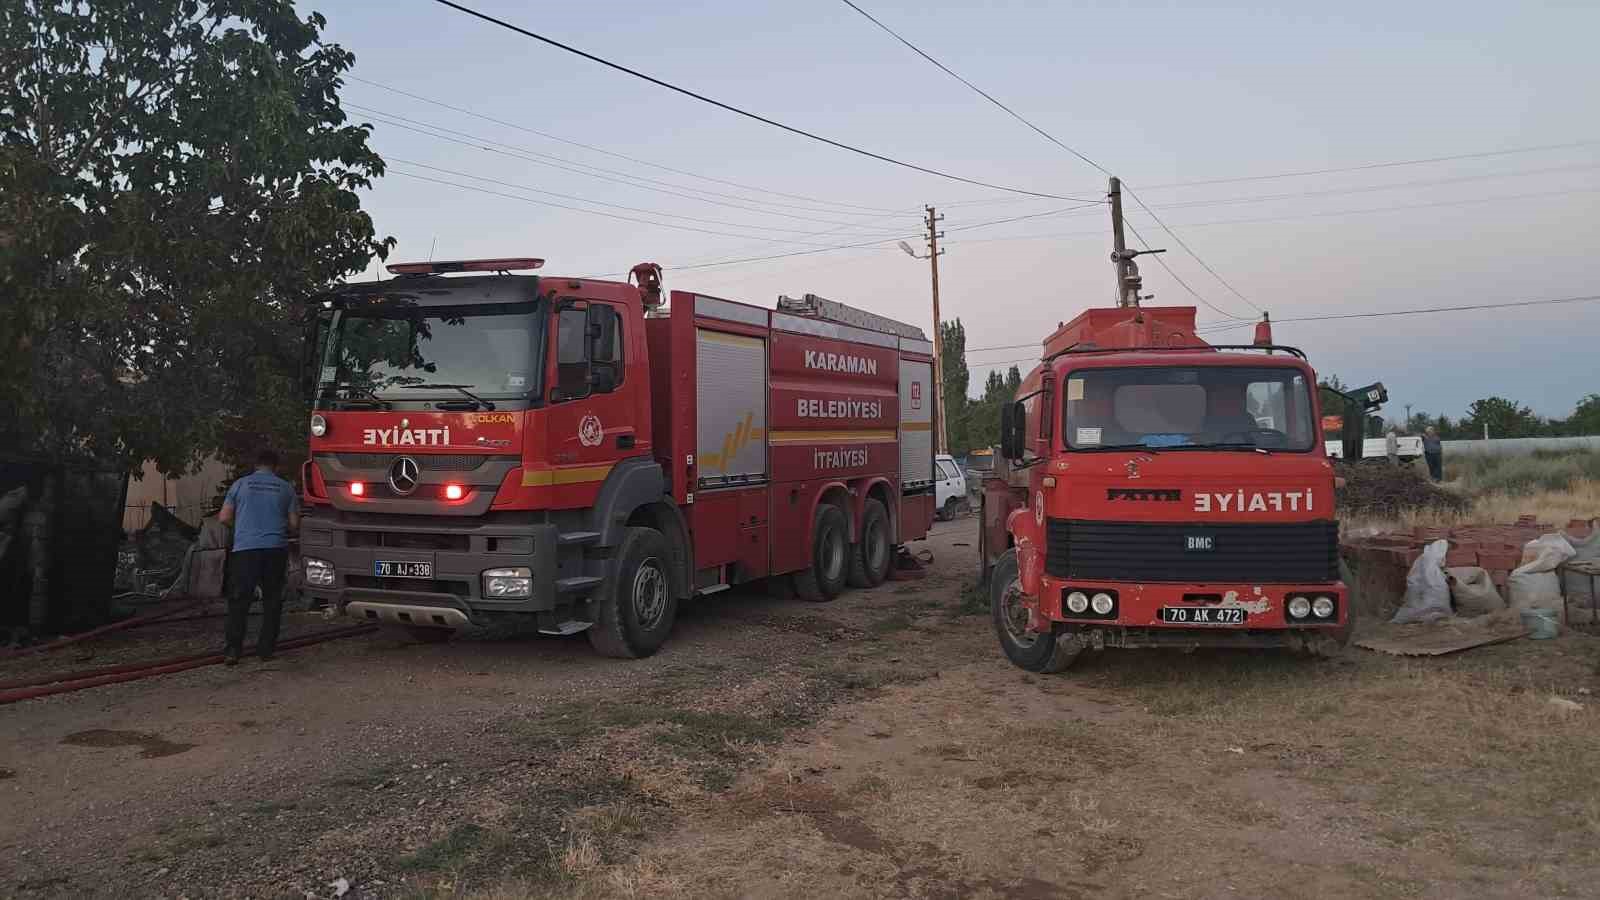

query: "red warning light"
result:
(349, 482), (366, 497)
(444, 483), (465, 501)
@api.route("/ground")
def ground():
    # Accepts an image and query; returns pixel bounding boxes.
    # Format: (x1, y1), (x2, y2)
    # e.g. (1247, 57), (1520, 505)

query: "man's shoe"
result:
(223, 652), (240, 666)
(257, 653), (275, 663)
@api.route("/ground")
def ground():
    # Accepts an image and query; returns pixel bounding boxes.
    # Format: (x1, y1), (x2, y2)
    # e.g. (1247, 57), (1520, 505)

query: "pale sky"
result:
(312, 0), (1599, 421)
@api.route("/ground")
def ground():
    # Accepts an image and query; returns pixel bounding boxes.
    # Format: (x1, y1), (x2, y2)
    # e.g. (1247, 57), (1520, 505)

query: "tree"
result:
(1461, 397), (1541, 439)
(1567, 394), (1600, 436)
(939, 319), (969, 454)
(1, 1), (391, 476)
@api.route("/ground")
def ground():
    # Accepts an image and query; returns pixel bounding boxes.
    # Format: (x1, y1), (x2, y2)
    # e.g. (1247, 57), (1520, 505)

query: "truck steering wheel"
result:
(1221, 428), (1289, 449)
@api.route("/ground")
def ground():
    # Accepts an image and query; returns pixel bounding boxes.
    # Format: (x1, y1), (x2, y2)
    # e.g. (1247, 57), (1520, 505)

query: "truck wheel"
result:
(793, 504), (849, 602)
(1332, 559), (1360, 647)
(848, 499), (892, 589)
(587, 527), (678, 659)
(990, 549), (1081, 673)
(941, 497), (962, 521)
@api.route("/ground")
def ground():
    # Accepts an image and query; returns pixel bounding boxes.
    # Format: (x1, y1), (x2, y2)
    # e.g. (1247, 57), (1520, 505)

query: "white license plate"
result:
(374, 560), (433, 578)
(1159, 606), (1246, 625)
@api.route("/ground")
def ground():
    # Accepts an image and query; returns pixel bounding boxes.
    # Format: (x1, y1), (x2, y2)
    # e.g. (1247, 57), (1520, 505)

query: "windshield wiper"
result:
(324, 383), (391, 409)
(399, 383), (496, 410)
(1190, 442), (1271, 454)
(1075, 443), (1162, 453)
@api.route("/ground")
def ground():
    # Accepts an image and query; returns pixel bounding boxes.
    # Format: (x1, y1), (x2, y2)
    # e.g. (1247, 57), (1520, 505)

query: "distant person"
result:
(218, 448), (299, 665)
(1385, 428), (1399, 466)
(1423, 426), (1444, 481)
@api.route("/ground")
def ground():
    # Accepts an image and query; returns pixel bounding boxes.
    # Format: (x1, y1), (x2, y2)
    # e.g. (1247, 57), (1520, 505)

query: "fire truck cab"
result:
(981, 306), (1354, 672)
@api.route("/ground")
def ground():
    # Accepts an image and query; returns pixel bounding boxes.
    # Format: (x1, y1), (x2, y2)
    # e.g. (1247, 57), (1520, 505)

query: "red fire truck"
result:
(298, 259), (936, 657)
(978, 305), (1355, 672)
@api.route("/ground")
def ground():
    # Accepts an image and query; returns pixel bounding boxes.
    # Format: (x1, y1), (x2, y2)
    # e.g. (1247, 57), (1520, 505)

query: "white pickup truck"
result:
(1324, 435), (1423, 461)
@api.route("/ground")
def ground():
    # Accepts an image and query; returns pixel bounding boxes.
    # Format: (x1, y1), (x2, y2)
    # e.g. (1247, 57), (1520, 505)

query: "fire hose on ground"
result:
(0, 624), (377, 706)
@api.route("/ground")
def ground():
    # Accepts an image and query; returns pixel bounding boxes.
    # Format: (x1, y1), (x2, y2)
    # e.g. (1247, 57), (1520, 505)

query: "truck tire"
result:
(1333, 559), (1360, 647)
(990, 549), (1081, 673)
(847, 499), (892, 589)
(587, 526), (678, 659)
(942, 497), (962, 521)
(793, 504), (849, 603)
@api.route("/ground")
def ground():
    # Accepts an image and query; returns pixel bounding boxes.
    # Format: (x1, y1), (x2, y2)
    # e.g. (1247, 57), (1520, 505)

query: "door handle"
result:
(616, 434), (635, 449)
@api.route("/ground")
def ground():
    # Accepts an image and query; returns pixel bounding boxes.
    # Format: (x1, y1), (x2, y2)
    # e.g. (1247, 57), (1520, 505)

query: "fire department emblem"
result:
(578, 414), (604, 448)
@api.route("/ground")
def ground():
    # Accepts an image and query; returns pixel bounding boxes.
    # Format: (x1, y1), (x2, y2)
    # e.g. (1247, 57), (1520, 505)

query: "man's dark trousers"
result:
(226, 548), (288, 657)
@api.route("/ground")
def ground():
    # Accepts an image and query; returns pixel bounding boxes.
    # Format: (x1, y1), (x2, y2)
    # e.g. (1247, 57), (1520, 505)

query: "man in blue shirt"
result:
(218, 448), (300, 664)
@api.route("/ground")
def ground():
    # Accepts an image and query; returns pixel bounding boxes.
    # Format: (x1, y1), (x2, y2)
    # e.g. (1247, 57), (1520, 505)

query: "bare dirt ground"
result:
(3, 519), (1599, 899)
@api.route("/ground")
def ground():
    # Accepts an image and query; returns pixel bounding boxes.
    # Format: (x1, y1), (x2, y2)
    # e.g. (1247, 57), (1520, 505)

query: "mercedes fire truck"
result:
(299, 258), (936, 657)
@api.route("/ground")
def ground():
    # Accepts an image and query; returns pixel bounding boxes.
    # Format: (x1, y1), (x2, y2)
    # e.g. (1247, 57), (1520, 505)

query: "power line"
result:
(356, 106), (913, 231)
(963, 293), (1600, 366)
(429, 0), (1101, 202)
(1124, 186), (1263, 314)
(1192, 293), (1600, 332)
(833, 2), (1260, 317)
(1123, 217), (1255, 320)
(386, 157), (906, 238)
(1142, 139), (1600, 190)
(387, 166), (923, 247)
(1152, 161), (1600, 211)
(348, 74), (916, 216)
(945, 185), (1600, 245)
(836, 0), (1109, 176)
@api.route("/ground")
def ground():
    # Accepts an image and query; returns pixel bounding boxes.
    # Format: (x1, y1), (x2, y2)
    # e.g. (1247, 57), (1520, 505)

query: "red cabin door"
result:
(544, 298), (637, 500)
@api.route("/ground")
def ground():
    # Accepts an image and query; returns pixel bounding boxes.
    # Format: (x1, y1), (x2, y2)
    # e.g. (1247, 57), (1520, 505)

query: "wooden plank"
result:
(1356, 620), (1527, 656)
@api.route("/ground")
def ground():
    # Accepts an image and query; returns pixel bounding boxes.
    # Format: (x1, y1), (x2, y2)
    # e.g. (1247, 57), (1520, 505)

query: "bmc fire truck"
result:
(978, 306), (1354, 672)
(297, 258), (936, 657)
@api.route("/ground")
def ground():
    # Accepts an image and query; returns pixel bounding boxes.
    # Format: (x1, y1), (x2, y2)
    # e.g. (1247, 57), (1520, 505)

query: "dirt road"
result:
(2, 520), (1598, 899)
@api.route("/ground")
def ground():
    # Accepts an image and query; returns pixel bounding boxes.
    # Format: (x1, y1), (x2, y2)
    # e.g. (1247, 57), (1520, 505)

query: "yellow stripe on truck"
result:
(521, 464), (616, 487)
(767, 429), (898, 444)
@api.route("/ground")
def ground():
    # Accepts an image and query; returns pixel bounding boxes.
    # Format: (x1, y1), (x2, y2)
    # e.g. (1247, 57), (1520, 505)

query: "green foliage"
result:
(0, 1), (391, 475)
(939, 318), (970, 454)
(1461, 397), (1540, 440)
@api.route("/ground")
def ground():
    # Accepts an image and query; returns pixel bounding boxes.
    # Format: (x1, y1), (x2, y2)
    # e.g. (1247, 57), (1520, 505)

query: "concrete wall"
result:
(1439, 435), (1600, 457)
(123, 456), (233, 531)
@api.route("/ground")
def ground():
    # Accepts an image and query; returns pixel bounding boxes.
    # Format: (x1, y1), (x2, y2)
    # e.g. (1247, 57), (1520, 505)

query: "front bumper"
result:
(1037, 575), (1348, 631)
(298, 510), (560, 623)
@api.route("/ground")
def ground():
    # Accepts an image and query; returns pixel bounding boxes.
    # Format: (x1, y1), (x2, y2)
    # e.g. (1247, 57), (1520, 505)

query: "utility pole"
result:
(1109, 176), (1131, 307)
(925, 205), (948, 454)
(1405, 403), (1413, 431)
(1107, 176), (1162, 307)
(899, 210), (948, 454)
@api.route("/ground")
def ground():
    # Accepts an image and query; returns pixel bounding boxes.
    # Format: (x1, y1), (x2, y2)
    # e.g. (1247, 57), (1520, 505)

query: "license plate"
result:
(1159, 606), (1246, 625)
(374, 560), (433, 579)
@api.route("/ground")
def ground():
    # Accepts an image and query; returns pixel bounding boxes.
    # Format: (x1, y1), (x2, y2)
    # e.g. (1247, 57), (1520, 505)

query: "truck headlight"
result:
(1066, 591), (1089, 614)
(1312, 596), (1336, 619)
(483, 567), (532, 599)
(304, 557), (335, 587)
(310, 414), (328, 437)
(1288, 596), (1311, 619)
(1090, 592), (1115, 615)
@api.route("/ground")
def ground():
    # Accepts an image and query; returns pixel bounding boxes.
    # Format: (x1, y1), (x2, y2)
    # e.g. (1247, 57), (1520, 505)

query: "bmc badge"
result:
(578, 414), (604, 448)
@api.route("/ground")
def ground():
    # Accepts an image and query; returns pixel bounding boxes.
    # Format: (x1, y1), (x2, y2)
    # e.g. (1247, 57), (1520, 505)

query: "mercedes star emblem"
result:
(389, 456), (420, 495)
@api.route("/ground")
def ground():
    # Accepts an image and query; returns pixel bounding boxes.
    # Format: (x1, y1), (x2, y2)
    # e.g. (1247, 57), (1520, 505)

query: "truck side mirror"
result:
(1001, 401), (1027, 461)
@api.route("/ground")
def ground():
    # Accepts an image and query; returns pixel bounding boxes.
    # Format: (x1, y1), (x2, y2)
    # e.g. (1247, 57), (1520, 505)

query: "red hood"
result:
(310, 410), (523, 456)
(1045, 450), (1336, 523)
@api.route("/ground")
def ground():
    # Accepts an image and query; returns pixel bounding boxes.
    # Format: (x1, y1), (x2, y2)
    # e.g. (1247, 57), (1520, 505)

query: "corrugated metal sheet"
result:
(696, 329), (767, 486)
(899, 359), (934, 487)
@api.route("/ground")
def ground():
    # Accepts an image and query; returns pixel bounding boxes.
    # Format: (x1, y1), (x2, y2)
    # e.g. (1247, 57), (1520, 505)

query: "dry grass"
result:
(1345, 476), (1600, 534)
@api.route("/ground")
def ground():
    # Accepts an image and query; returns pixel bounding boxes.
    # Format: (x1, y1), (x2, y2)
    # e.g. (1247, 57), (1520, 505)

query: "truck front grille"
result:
(345, 574), (471, 598)
(1045, 519), (1339, 584)
(347, 530), (470, 552)
(329, 453), (489, 471)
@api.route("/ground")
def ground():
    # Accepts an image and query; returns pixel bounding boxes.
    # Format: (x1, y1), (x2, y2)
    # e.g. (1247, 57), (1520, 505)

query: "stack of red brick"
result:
(1343, 516), (1596, 598)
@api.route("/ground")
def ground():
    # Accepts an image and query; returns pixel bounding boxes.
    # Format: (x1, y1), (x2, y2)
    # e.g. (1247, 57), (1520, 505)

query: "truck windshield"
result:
(1063, 365), (1315, 451)
(318, 300), (545, 404)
